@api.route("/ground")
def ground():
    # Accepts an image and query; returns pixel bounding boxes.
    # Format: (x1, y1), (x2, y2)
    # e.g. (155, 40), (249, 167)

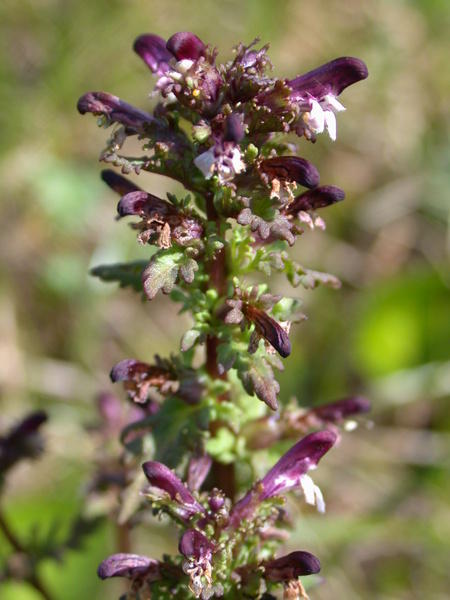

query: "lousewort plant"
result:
(79, 32), (369, 599)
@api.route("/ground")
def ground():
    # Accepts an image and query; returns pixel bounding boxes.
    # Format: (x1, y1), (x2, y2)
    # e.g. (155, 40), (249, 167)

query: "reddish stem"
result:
(204, 195), (236, 500)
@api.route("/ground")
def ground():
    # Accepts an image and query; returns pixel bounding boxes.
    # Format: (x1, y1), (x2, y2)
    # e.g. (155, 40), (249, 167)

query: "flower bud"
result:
(142, 461), (204, 520)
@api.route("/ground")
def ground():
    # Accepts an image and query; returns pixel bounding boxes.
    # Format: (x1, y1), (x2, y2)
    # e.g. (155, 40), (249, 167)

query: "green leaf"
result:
(236, 353), (280, 411)
(142, 248), (198, 300)
(180, 329), (201, 352)
(150, 397), (209, 468)
(206, 427), (236, 463)
(90, 260), (147, 292)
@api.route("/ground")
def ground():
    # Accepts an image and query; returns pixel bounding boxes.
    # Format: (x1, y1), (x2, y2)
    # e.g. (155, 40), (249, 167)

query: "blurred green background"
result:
(0, 0), (449, 598)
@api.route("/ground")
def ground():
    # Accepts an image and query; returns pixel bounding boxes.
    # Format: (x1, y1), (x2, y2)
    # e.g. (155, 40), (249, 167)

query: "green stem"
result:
(0, 508), (54, 600)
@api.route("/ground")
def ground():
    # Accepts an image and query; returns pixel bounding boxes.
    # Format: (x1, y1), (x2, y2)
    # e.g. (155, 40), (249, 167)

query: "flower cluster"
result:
(98, 431), (335, 599)
(79, 30), (368, 600)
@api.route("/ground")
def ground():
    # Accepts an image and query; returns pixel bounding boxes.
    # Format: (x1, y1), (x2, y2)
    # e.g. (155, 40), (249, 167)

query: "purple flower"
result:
(285, 185), (345, 230)
(0, 411), (48, 474)
(97, 553), (160, 580)
(224, 113), (245, 143)
(133, 34), (172, 74)
(142, 461), (204, 521)
(263, 551), (321, 582)
(110, 357), (203, 404)
(117, 190), (203, 247)
(96, 392), (123, 432)
(194, 141), (245, 184)
(260, 430), (336, 500)
(312, 396), (371, 423)
(179, 529), (215, 598)
(179, 529), (214, 561)
(110, 358), (170, 403)
(288, 185), (345, 214)
(259, 156), (320, 191)
(138, 31), (221, 113)
(243, 304), (291, 358)
(101, 169), (142, 196)
(229, 430), (336, 526)
(187, 454), (212, 491)
(288, 57), (368, 101)
(77, 91), (153, 132)
(288, 57), (368, 141)
(208, 489), (226, 513)
(166, 32), (206, 61)
(116, 191), (170, 219)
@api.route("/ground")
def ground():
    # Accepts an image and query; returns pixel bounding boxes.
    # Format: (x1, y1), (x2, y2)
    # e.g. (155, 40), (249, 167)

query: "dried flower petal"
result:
(133, 34), (172, 74)
(260, 157), (320, 189)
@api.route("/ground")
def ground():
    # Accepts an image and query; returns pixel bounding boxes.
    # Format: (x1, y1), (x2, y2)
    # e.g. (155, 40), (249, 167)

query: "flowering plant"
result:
(78, 31), (369, 599)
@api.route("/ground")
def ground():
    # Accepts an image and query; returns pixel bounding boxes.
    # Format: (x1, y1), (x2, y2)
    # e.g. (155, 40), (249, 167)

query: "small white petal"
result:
(162, 92), (177, 106)
(344, 420), (358, 432)
(176, 59), (194, 73)
(314, 215), (326, 230)
(194, 150), (215, 179)
(297, 210), (314, 229)
(324, 94), (346, 112)
(313, 483), (326, 513)
(324, 110), (337, 141)
(307, 99), (325, 134)
(168, 70), (183, 82)
(230, 147), (245, 174)
(299, 474), (316, 506)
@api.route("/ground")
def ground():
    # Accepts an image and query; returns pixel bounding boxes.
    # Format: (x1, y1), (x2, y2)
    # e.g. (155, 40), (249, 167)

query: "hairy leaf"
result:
(142, 249), (199, 300)
(90, 261), (147, 292)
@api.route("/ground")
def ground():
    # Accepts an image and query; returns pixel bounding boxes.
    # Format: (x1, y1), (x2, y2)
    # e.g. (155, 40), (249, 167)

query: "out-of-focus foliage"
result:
(0, 0), (448, 598)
